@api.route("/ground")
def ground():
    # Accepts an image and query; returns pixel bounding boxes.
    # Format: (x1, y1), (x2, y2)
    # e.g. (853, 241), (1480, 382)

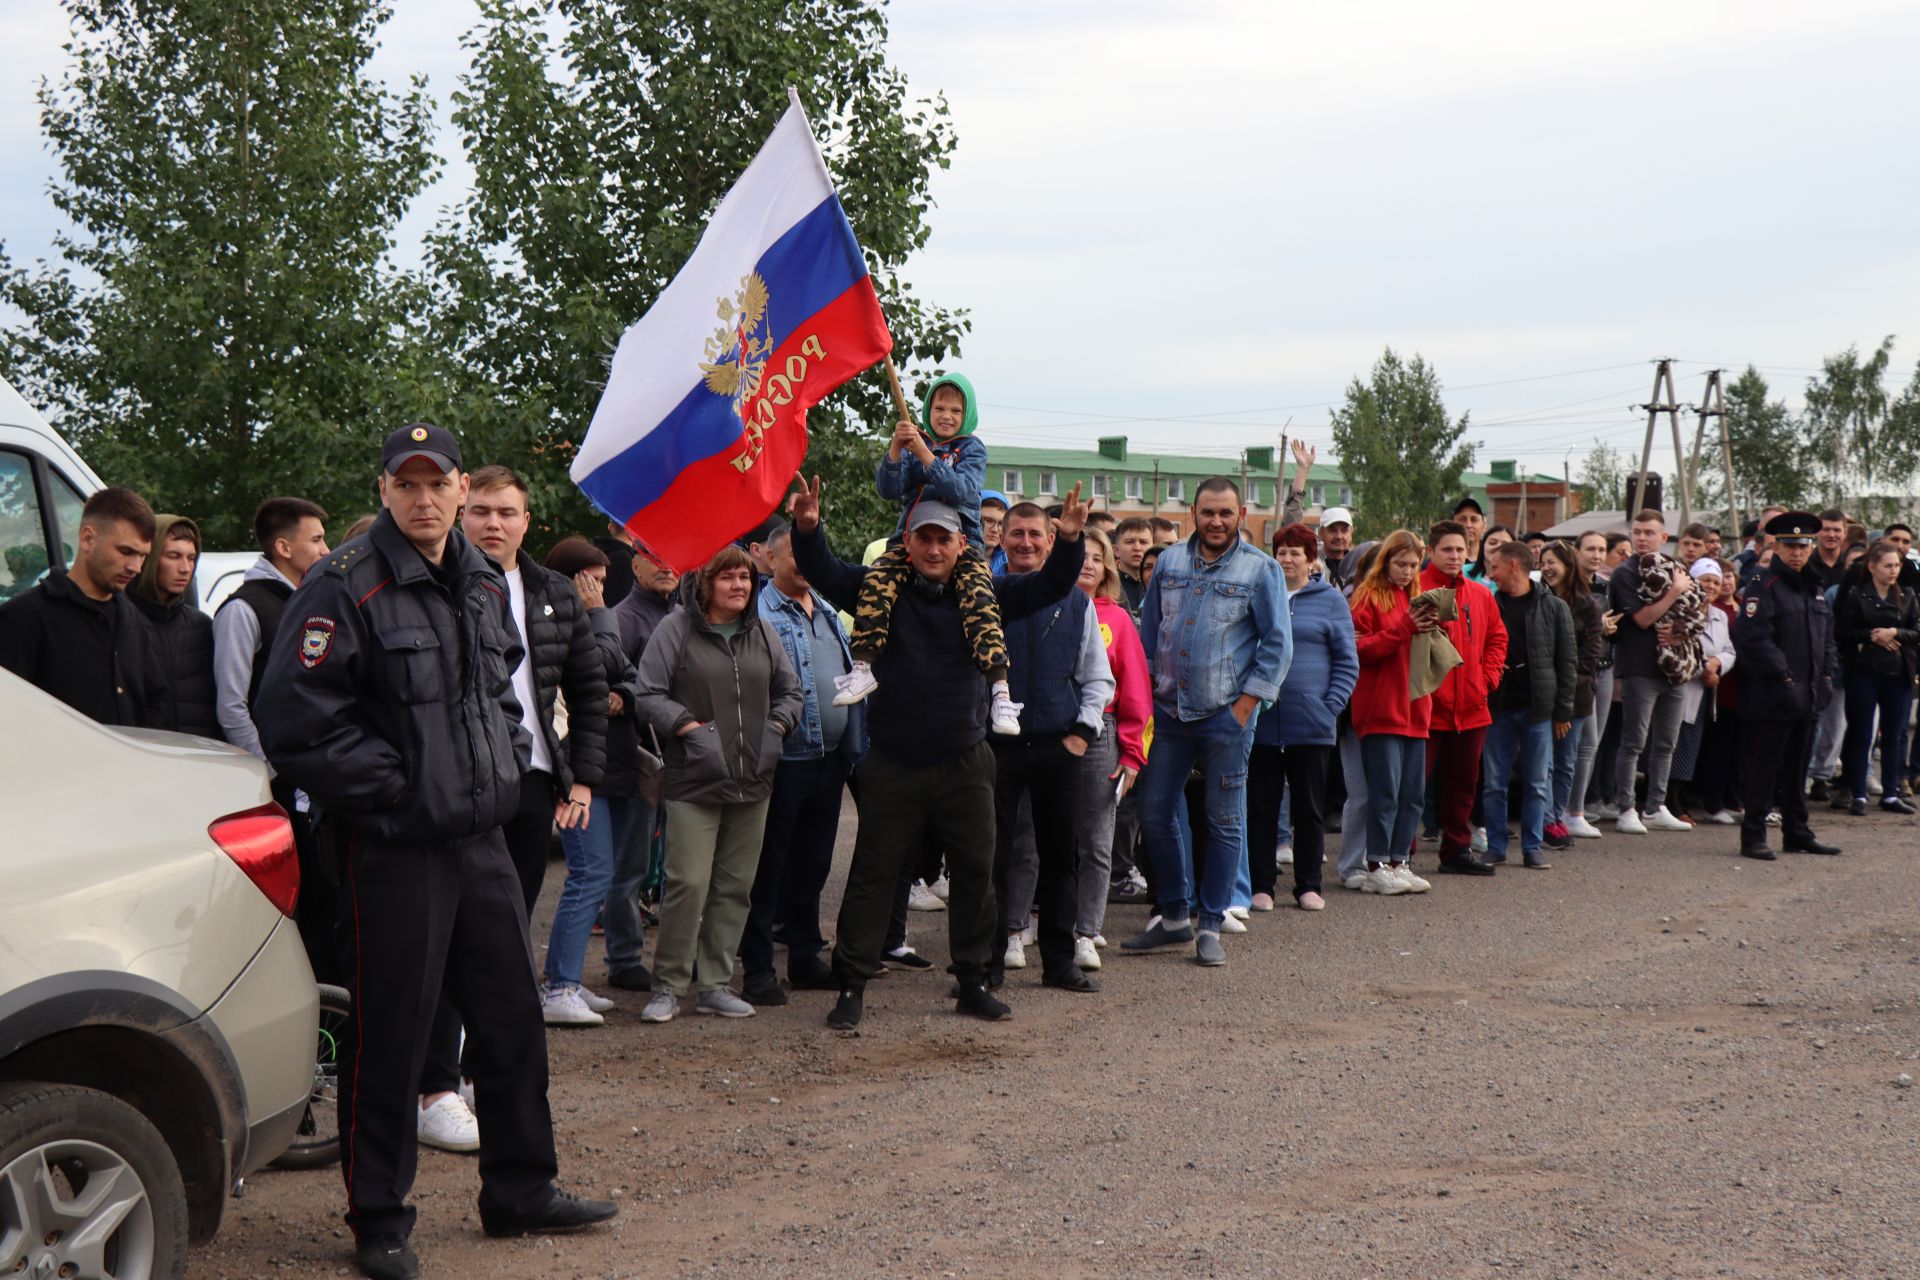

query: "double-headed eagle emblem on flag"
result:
(699, 272), (773, 419)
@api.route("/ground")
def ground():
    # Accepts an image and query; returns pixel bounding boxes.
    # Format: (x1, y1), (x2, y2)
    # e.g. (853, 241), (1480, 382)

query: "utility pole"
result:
(1632, 359), (1684, 523)
(1694, 369), (1738, 537)
(1151, 460), (1161, 520)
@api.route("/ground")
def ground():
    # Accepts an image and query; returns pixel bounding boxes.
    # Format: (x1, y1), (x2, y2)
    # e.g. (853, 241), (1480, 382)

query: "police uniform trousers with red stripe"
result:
(339, 827), (558, 1242)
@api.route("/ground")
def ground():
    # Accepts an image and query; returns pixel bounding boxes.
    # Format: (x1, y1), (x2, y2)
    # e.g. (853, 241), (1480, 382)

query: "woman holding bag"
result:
(634, 545), (803, 1023)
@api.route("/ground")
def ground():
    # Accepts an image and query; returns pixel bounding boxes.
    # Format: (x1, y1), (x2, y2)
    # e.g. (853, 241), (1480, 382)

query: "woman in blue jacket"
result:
(1249, 524), (1360, 911)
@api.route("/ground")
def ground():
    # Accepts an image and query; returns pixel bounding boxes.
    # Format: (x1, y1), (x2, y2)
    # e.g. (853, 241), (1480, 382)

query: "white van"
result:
(0, 374), (107, 603)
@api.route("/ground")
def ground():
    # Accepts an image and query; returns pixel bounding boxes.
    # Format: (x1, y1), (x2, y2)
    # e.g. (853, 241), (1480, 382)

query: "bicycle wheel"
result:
(268, 983), (350, 1171)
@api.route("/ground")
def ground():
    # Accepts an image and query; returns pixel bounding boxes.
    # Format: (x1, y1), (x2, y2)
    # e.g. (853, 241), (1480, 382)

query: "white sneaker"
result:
(831, 661), (878, 707)
(1091, 934), (1108, 949)
(1018, 915), (1038, 947)
(1277, 844), (1294, 866)
(907, 880), (947, 912)
(1342, 870), (1369, 891)
(1362, 866), (1410, 895)
(1470, 827), (1489, 854)
(639, 991), (679, 1023)
(1765, 810), (1782, 825)
(541, 983), (605, 1026)
(1643, 806), (1692, 832)
(928, 874), (950, 902)
(417, 1092), (480, 1153)
(1616, 809), (1648, 835)
(1592, 801), (1621, 821)
(1701, 809), (1739, 826)
(989, 689), (1025, 735)
(1225, 905), (1250, 921)
(1073, 936), (1101, 971)
(1219, 912), (1248, 933)
(576, 985), (615, 1014)
(1004, 935), (1028, 969)
(1394, 863), (1432, 893)
(1565, 815), (1603, 839)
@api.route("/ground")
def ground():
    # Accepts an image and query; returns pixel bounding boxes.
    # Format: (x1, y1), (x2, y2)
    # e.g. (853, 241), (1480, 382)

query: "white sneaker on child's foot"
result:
(832, 662), (878, 707)
(989, 689), (1025, 735)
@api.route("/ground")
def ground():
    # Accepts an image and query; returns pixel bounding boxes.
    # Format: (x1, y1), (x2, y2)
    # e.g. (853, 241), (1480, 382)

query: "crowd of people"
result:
(2, 384), (1917, 1280)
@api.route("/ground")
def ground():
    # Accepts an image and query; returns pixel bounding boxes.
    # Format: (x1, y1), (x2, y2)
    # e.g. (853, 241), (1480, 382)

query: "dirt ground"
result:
(201, 805), (1920, 1279)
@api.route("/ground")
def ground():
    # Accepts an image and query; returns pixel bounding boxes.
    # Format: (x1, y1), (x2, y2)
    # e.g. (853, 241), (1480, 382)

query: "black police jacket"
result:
(255, 512), (532, 843)
(1732, 560), (1839, 723)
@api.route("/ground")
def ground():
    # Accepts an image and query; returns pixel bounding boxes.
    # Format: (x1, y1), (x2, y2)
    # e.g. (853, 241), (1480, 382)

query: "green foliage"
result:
(1724, 367), (1816, 514)
(428, 0), (967, 556)
(0, 0), (441, 547)
(1575, 440), (1627, 511)
(1328, 348), (1474, 541)
(1802, 336), (1897, 495)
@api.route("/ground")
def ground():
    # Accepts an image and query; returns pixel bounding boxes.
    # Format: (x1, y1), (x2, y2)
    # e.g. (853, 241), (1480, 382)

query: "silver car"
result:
(0, 668), (319, 1279)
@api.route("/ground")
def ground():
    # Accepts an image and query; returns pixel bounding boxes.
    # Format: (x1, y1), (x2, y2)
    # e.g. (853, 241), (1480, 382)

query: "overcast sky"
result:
(4, 0), (1916, 478)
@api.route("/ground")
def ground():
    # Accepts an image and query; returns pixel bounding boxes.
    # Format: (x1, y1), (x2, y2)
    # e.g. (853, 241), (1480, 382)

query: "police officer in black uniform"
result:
(257, 425), (615, 1280)
(1733, 510), (1842, 861)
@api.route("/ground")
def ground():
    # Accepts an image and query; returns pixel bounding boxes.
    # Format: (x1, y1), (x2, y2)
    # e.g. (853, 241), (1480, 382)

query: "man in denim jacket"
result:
(1122, 477), (1292, 967)
(737, 521), (870, 1005)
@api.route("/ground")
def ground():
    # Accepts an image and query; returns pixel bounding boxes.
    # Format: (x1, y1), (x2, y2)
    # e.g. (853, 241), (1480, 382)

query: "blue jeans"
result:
(1139, 706), (1255, 930)
(1483, 708), (1551, 858)
(546, 794), (635, 987)
(1842, 668), (1913, 801)
(1548, 714), (1584, 826)
(1359, 734), (1424, 865)
(601, 796), (658, 975)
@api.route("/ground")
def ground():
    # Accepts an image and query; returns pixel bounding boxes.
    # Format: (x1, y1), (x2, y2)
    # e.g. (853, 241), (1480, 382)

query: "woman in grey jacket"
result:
(634, 544), (804, 1023)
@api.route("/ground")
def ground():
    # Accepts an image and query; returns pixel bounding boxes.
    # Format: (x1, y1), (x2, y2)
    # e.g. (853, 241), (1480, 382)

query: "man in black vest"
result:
(1734, 511), (1842, 861)
(787, 478), (1089, 1029)
(213, 494), (334, 976)
(256, 424), (615, 1280)
(0, 485), (166, 727)
(987, 502), (1114, 992)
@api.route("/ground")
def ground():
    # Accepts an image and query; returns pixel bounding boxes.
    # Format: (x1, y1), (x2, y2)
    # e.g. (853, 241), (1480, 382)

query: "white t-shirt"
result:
(503, 567), (555, 775)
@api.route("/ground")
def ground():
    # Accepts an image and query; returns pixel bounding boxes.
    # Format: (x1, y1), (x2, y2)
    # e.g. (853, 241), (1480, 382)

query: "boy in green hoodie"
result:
(837, 372), (1018, 734)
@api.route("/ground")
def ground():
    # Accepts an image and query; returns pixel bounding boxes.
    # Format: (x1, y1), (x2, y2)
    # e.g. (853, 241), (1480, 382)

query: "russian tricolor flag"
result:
(570, 91), (893, 571)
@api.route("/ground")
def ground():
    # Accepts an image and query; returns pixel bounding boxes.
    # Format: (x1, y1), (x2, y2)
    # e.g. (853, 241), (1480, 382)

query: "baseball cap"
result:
(906, 500), (962, 534)
(382, 423), (463, 475)
(1452, 495), (1484, 517)
(1320, 506), (1353, 528)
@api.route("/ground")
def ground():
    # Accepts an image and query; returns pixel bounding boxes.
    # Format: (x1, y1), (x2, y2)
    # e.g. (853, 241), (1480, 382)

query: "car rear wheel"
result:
(0, 1081), (187, 1280)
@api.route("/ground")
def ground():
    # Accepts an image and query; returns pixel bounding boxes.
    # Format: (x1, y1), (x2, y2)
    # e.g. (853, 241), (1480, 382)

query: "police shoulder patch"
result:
(1744, 599), (1760, 617)
(300, 616), (337, 668)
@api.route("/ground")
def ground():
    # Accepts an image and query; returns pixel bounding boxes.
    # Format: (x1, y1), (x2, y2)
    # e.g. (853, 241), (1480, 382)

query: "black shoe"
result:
(954, 981), (1013, 1021)
(826, 987), (864, 1030)
(1436, 856), (1496, 877)
(1482, 852), (1508, 865)
(1832, 791), (1856, 811)
(355, 1237), (420, 1280)
(1783, 837), (1841, 856)
(1881, 797), (1918, 816)
(1739, 843), (1777, 861)
(1522, 855), (1552, 870)
(1041, 969), (1099, 993)
(884, 946), (934, 971)
(1809, 779), (1831, 802)
(788, 960), (838, 990)
(1850, 796), (1869, 816)
(741, 971), (788, 1006)
(481, 1190), (618, 1239)
(604, 964), (653, 993)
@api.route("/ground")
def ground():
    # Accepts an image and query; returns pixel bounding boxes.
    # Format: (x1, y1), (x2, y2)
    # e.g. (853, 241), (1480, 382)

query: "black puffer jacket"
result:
(256, 513), (535, 843)
(587, 610), (643, 797)
(128, 592), (221, 740)
(510, 550), (609, 791)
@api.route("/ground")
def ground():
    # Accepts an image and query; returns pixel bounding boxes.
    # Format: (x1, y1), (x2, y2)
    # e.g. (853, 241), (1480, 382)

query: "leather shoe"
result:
(355, 1237), (420, 1280)
(1833, 792), (1857, 811)
(1436, 856), (1496, 877)
(740, 971), (787, 1006)
(605, 964), (652, 992)
(1739, 843), (1777, 861)
(481, 1189), (618, 1239)
(1881, 797), (1918, 816)
(1784, 838), (1841, 856)
(1041, 969), (1099, 993)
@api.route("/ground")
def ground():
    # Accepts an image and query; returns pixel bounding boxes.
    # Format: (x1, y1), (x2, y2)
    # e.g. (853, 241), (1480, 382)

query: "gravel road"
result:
(200, 806), (1920, 1279)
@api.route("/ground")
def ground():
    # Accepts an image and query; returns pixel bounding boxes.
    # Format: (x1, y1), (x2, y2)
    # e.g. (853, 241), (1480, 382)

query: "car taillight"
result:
(209, 804), (301, 918)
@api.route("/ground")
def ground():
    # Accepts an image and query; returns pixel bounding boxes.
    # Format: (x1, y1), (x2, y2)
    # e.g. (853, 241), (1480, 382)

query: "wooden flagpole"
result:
(884, 355), (915, 424)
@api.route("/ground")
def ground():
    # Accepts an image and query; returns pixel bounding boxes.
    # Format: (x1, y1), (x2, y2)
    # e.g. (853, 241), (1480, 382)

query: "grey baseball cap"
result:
(907, 500), (962, 534)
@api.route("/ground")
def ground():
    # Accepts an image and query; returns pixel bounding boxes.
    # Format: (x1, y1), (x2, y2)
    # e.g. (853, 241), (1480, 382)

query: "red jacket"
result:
(1094, 596), (1151, 773)
(1349, 587), (1433, 739)
(1418, 563), (1508, 733)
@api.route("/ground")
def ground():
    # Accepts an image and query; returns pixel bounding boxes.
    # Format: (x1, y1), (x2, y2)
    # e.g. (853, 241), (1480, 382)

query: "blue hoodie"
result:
(1255, 576), (1359, 747)
(875, 371), (987, 544)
